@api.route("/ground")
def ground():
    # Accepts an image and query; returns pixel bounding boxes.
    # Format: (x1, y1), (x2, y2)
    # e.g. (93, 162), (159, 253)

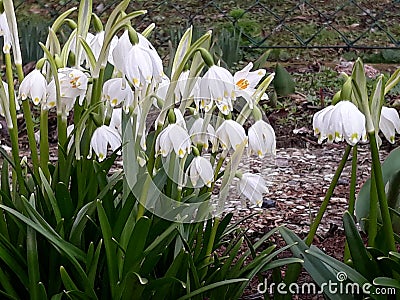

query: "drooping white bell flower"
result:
(112, 31), (132, 75)
(109, 108), (122, 133)
(102, 78), (133, 110)
(216, 119), (246, 151)
(137, 32), (163, 84)
(155, 74), (170, 106)
(248, 120), (276, 158)
(19, 69), (47, 105)
(0, 13), (12, 53)
(379, 106), (400, 144)
(312, 105), (335, 143)
(237, 173), (268, 207)
(88, 125), (121, 162)
(45, 68), (88, 111)
(234, 62), (266, 108)
(313, 101), (366, 146)
(174, 108), (187, 130)
(188, 156), (214, 188)
(198, 65), (235, 114)
(155, 123), (191, 158)
(87, 31), (118, 65)
(189, 118), (217, 150)
(113, 31), (163, 89)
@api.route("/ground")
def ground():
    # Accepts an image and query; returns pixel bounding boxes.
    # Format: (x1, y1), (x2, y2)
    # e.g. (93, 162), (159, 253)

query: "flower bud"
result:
(198, 48), (214, 67)
(92, 13), (103, 33)
(167, 108), (176, 124)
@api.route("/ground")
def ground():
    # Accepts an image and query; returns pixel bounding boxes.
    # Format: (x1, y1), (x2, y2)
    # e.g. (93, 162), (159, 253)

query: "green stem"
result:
(136, 175), (151, 221)
(368, 132), (396, 252)
(15, 64), (39, 178)
(57, 113), (68, 182)
(90, 68), (105, 107)
(147, 125), (162, 175)
(348, 145), (358, 215)
(305, 144), (352, 246)
(368, 168), (378, 246)
(344, 145), (358, 262)
(205, 217), (220, 262)
(4, 53), (26, 195)
(165, 152), (177, 198)
(210, 156), (225, 191)
(40, 109), (50, 179)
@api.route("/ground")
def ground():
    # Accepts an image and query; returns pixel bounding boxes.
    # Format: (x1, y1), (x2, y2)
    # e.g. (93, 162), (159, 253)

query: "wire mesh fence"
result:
(127, 0), (400, 49)
(13, 0), (400, 63)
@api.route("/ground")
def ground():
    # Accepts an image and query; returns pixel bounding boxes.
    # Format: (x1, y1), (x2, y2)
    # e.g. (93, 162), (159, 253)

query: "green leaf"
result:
(87, 240), (102, 287)
(122, 216), (151, 276)
(78, 37), (96, 73)
(373, 277), (400, 289)
(56, 182), (74, 221)
(0, 266), (20, 299)
(0, 234), (28, 288)
(351, 58), (367, 108)
(60, 266), (79, 292)
(370, 75), (384, 136)
(172, 26), (192, 76)
(119, 272), (148, 300)
(305, 249), (376, 293)
(385, 68), (400, 95)
(143, 277), (186, 299)
(96, 200), (118, 298)
(27, 195), (42, 300)
(273, 64), (295, 97)
(356, 146), (400, 231)
(261, 257), (304, 271)
(69, 201), (97, 246)
(39, 168), (62, 227)
(1, 159), (11, 203)
(343, 211), (379, 280)
(177, 279), (247, 300)
(280, 227), (353, 300)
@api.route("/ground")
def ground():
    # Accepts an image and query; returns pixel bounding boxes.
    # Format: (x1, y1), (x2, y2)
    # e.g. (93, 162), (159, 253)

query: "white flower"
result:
(248, 120), (276, 158)
(155, 123), (191, 158)
(379, 106), (400, 144)
(155, 74), (170, 106)
(198, 65), (235, 114)
(87, 31), (118, 65)
(216, 120), (246, 151)
(174, 108), (187, 130)
(45, 68), (88, 111)
(234, 62), (266, 108)
(102, 78), (133, 110)
(109, 108), (122, 132)
(189, 118), (216, 150)
(137, 33), (163, 84)
(188, 156), (214, 188)
(0, 13), (11, 53)
(237, 173), (268, 207)
(88, 125), (121, 162)
(19, 69), (47, 105)
(313, 101), (366, 146)
(113, 31), (163, 89)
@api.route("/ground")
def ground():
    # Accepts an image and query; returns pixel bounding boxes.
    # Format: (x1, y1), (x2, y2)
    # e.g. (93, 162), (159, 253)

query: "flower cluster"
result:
(313, 100), (400, 146)
(13, 18), (277, 209)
